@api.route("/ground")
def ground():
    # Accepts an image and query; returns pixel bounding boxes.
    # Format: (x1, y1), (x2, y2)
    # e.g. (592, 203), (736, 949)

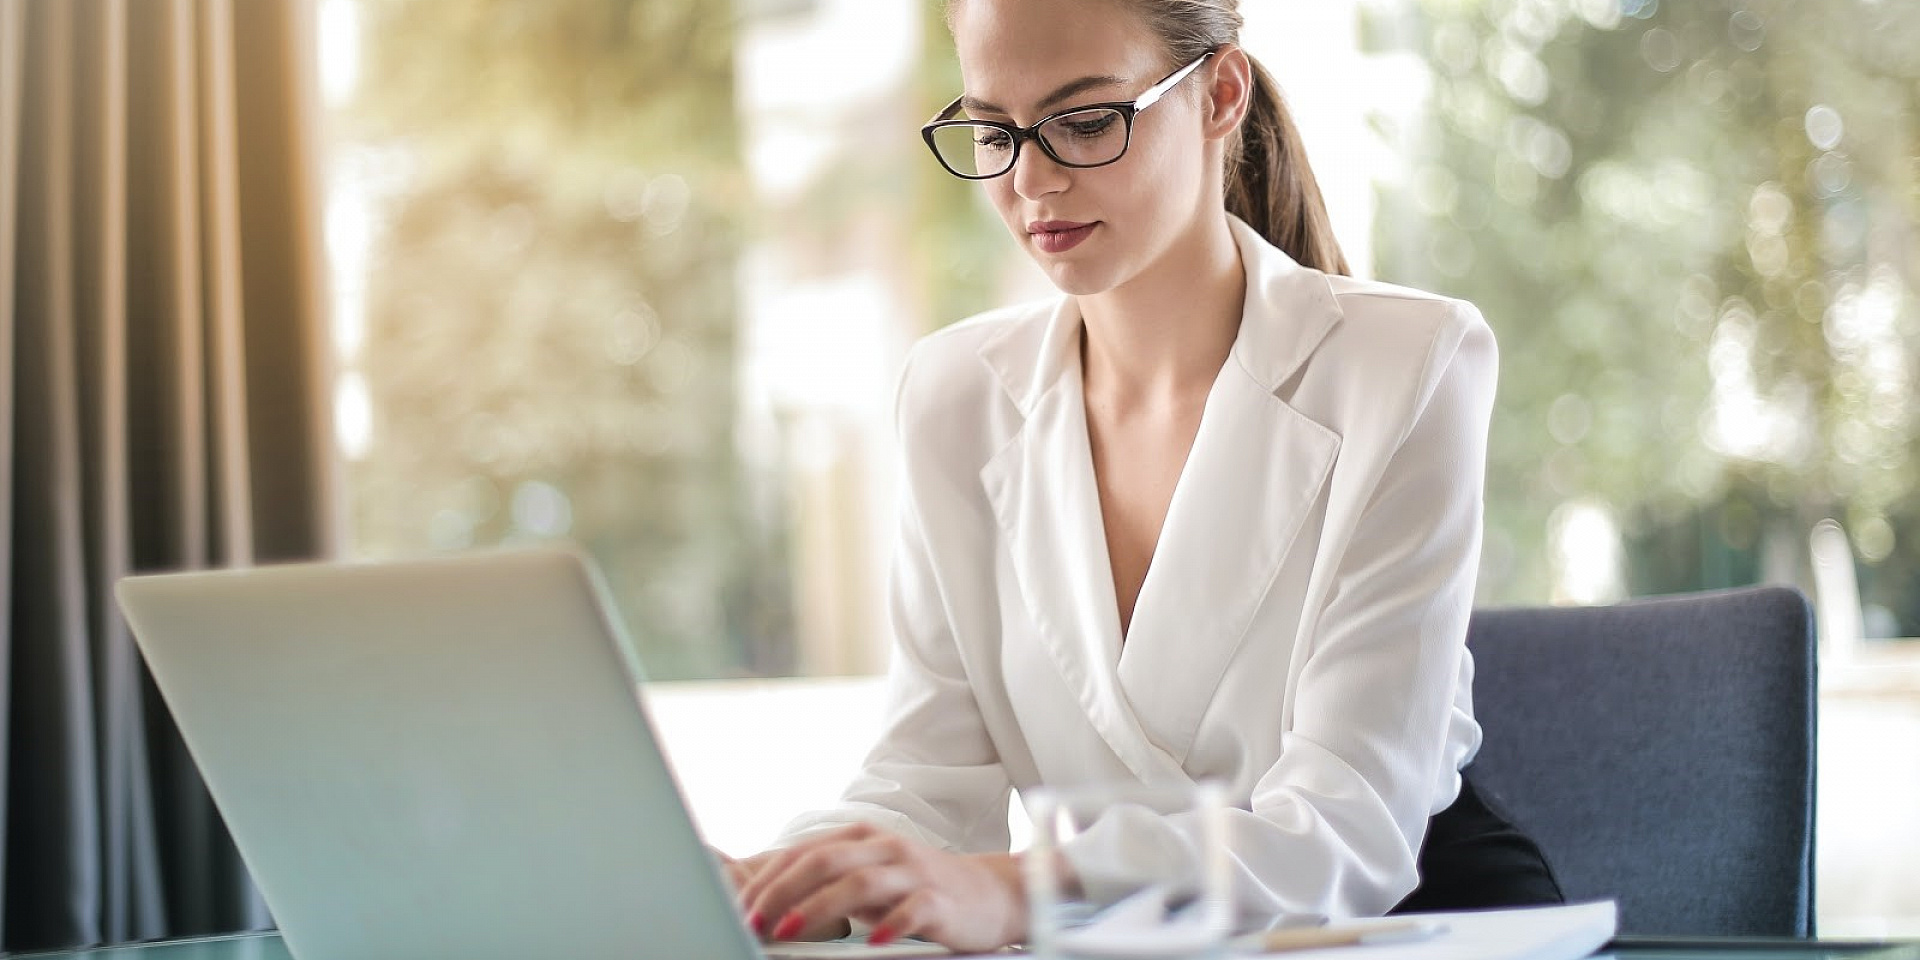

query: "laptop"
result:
(116, 547), (945, 960)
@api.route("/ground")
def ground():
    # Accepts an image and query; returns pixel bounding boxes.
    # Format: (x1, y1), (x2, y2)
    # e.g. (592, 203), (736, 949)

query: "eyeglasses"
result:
(921, 49), (1219, 181)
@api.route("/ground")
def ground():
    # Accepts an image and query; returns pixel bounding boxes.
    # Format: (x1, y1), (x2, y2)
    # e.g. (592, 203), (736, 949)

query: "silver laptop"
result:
(116, 547), (941, 960)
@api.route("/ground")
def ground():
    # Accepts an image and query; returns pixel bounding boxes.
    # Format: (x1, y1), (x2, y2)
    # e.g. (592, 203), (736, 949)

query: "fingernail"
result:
(746, 911), (764, 935)
(868, 925), (897, 946)
(771, 911), (804, 941)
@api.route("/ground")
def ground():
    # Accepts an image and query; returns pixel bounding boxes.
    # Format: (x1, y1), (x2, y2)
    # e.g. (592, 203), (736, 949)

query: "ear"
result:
(1199, 43), (1254, 142)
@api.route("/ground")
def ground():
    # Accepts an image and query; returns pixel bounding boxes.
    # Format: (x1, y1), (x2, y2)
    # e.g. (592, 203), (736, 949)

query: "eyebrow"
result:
(960, 74), (1131, 118)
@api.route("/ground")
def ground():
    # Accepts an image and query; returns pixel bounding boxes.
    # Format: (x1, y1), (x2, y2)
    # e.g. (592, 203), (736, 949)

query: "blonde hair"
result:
(946, 0), (1352, 276)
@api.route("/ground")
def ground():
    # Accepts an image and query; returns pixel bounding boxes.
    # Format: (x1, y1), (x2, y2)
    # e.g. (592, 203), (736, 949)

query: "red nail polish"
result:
(869, 925), (897, 946)
(746, 911), (764, 935)
(772, 911), (804, 941)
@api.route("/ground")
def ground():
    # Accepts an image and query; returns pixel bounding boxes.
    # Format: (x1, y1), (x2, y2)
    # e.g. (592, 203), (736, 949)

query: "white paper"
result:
(768, 900), (1616, 960)
(763, 940), (957, 960)
(1241, 901), (1618, 960)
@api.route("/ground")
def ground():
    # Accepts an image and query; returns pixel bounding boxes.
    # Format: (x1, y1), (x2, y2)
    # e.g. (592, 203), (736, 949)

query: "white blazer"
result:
(776, 215), (1498, 925)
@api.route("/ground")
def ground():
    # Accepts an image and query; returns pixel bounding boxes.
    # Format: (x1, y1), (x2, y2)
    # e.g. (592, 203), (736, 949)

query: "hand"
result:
(712, 847), (759, 894)
(736, 824), (1028, 952)
(724, 848), (852, 938)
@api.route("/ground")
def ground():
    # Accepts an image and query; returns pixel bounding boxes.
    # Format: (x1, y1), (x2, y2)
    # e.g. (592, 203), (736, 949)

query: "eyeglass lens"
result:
(929, 107), (1129, 177)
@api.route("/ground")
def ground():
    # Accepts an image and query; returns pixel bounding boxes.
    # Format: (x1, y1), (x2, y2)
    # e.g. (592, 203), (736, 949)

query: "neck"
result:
(1077, 214), (1245, 408)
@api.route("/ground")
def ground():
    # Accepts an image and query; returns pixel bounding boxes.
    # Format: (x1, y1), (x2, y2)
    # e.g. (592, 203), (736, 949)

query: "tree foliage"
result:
(342, 0), (793, 678)
(1372, 0), (1920, 630)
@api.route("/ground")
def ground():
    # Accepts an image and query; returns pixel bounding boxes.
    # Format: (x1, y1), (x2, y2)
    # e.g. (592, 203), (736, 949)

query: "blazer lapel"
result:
(979, 298), (1188, 781)
(1113, 366), (1340, 763)
(1115, 217), (1346, 764)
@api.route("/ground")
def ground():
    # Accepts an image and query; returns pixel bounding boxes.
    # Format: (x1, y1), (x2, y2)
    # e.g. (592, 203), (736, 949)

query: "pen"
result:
(1238, 919), (1447, 953)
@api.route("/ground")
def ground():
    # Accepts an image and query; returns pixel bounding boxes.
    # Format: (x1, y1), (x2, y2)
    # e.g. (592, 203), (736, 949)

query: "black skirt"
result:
(1389, 770), (1565, 914)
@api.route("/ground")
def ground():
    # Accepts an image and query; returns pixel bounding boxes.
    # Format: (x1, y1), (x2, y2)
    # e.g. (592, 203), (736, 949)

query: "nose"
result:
(1009, 139), (1070, 201)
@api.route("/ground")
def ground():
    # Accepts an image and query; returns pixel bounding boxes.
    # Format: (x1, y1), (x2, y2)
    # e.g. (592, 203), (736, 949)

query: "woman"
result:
(730, 0), (1561, 951)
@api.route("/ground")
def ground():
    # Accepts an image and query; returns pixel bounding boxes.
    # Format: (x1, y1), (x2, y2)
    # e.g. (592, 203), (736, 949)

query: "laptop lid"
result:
(116, 547), (761, 960)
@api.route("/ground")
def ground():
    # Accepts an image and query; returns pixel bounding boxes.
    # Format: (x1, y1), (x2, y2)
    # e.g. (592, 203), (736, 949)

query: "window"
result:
(319, 0), (1919, 931)
(323, 0), (1048, 682)
(1367, 0), (1919, 633)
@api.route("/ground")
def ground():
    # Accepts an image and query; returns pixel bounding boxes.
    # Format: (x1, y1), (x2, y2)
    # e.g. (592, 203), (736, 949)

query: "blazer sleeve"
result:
(771, 345), (1014, 855)
(1062, 303), (1498, 927)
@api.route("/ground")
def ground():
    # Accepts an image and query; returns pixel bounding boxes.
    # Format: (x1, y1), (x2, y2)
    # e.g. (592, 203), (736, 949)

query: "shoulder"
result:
(1322, 276), (1495, 391)
(1291, 276), (1497, 442)
(1323, 275), (1492, 356)
(892, 295), (1055, 433)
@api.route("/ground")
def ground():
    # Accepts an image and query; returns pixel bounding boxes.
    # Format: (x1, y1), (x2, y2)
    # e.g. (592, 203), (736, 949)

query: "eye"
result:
(975, 128), (1013, 150)
(1061, 114), (1119, 138)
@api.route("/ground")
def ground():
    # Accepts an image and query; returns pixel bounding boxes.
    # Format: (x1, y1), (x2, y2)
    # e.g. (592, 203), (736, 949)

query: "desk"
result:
(4, 933), (1919, 960)
(0, 934), (289, 959)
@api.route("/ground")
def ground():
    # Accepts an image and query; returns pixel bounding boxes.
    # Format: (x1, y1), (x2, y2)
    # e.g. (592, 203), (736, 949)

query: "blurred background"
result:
(322, 0), (1920, 672)
(309, 0), (1920, 935)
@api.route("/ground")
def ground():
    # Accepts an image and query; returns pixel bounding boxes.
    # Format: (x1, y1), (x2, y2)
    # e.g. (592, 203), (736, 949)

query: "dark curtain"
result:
(2, 0), (337, 950)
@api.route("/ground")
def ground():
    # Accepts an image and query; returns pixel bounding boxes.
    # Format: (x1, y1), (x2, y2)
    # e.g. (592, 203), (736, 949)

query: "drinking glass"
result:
(1022, 781), (1232, 960)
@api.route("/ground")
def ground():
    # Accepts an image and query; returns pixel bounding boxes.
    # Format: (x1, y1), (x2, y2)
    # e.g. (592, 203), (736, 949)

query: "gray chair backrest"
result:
(1464, 586), (1816, 937)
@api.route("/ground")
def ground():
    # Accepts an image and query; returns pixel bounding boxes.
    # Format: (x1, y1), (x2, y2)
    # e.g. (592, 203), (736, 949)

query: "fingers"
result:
(871, 853), (1028, 953)
(867, 890), (939, 947)
(755, 843), (895, 936)
(736, 824), (877, 909)
(780, 865), (917, 940)
(738, 826), (881, 909)
(774, 911), (853, 943)
(710, 848), (751, 894)
(742, 827), (904, 941)
(737, 837), (1026, 952)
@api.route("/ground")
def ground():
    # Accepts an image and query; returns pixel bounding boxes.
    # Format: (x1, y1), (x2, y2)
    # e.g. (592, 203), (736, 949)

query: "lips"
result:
(1028, 219), (1098, 254)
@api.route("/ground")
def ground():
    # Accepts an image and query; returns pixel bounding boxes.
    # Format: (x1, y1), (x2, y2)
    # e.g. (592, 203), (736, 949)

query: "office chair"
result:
(1463, 585), (1817, 937)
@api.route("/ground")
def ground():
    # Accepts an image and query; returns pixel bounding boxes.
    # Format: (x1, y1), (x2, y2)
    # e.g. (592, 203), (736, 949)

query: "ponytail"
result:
(1226, 56), (1351, 277)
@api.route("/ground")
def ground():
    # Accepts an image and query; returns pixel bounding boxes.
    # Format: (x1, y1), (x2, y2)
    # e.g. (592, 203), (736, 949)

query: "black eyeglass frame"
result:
(920, 47), (1221, 181)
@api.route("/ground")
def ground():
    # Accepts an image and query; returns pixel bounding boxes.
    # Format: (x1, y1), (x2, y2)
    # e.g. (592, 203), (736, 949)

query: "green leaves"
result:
(1380, 0), (1920, 624)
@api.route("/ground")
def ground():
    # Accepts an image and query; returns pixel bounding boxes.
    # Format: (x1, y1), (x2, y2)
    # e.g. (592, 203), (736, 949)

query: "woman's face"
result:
(948, 0), (1221, 297)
